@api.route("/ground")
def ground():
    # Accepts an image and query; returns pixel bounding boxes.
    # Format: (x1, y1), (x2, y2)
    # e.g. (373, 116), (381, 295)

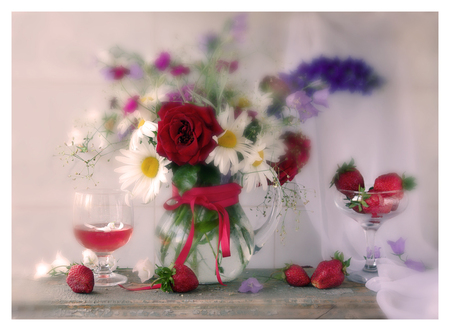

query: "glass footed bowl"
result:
(333, 188), (409, 283)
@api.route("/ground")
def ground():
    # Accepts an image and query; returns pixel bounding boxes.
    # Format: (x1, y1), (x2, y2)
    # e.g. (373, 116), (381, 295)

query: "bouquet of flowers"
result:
(58, 14), (382, 283)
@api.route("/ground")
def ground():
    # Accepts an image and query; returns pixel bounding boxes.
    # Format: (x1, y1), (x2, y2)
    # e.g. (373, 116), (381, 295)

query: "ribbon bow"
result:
(163, 183), (242, 285)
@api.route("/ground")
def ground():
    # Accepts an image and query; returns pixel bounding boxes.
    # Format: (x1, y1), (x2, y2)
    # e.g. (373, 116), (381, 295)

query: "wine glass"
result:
(73, 189), (134, 286)
(333, 189), (408, 283)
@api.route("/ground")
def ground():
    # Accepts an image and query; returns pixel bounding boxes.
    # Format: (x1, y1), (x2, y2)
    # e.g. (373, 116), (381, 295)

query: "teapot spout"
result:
(253, 184), (283, 253)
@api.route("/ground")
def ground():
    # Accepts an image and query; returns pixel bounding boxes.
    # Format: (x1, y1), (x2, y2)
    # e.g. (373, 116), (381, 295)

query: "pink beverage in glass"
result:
(74, 223), (133, 253)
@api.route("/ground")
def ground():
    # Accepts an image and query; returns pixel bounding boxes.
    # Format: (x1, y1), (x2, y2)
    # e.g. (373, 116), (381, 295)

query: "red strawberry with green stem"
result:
(330, 159), (365, 194)
(362, 189), (392, 217)
(153, 264), (199, 293)
(66, 264), (95, 294)
(281, 264), (311, 287)
(373, 172), (416, 198)
(311, 251), (351, 289)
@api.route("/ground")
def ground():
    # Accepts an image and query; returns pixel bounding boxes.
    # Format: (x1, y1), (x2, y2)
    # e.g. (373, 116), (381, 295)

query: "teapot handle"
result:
(253, 184), (283, 253)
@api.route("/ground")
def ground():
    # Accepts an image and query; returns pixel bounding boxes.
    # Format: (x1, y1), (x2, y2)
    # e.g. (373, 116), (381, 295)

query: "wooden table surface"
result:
(12, 268), (385, 319)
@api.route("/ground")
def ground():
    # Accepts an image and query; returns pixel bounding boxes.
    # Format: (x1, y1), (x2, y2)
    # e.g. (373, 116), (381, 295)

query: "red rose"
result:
(156, 102), (223, 165)
(270, 131), (311, 186)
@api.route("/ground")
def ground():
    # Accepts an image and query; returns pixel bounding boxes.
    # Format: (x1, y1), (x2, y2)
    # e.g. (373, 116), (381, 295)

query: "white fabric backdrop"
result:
(11, 12), (439, 318)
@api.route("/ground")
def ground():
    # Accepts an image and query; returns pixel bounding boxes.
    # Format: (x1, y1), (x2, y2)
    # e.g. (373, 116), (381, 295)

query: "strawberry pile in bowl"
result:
(331, 159), (416, 228)
(330, 159), (416, 283)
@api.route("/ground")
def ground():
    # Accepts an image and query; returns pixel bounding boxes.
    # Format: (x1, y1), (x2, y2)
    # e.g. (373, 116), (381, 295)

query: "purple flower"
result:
(199, 32), (220, 53)
(216, 60), (239, 73)
(286, 90), (320, 122)
(238, 278), (263, 293)
(170, 65), (190, 77)
(312, 88), (329, 107)
(280, 56), (383, 95)
(405, 259), (426, 272)
(128, 63), (143, 79)
(154, 52), (171, 71)
(166, 84), (195, 103)
(366, 246), (381, 259)
(123, 95), (140, 114)
(387, 237), (406, 255)
(101, 65), (130, 81)
(230, 13), (248, 43)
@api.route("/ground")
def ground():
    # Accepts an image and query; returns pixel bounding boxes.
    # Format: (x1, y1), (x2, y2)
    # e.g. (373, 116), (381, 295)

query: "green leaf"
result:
(172, 164), (201, 195)
(402, 174), (417, 191)
(195, 218), (219, 234)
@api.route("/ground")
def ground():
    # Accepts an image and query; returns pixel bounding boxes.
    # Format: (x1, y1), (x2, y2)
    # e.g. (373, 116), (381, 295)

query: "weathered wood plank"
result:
(12, 268), (385, 319)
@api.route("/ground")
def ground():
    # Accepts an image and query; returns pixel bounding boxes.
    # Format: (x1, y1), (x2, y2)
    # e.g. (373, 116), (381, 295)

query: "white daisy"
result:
(248, 81), (273, 114)
(117, 107), (157, 139)
(206, 105), (258, 175)
(241, 135), (285, 192)
(114, 140), (170, 203)
(129, 119), (158, 151)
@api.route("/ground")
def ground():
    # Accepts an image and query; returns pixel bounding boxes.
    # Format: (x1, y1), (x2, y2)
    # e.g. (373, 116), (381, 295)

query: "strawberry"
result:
(66, 264), (95, 294)
(153, 264), (199, 293)
(373, 172), (416, 198)
(330, 159), (365, 193)
(311, 251), (351, 289)
(282, 264), (311, 287)
(362, 189), (392, 217)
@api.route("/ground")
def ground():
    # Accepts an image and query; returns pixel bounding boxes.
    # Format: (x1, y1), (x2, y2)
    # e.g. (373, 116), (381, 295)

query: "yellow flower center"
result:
(252, 150), (265, 167)
(218, 130), (237, 148)
(236, 97), (251, 109)
(141, 157), (159, 178)
(140, 96), (154, 103)
(138, 119), (146, 129)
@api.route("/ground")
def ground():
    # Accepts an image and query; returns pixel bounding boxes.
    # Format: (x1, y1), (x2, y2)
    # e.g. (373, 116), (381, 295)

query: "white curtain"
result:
(282, 12), (438, 319)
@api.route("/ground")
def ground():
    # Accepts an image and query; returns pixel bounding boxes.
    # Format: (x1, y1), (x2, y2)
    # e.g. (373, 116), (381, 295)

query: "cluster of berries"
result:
(279, 251), (351, 289)
(330, 159), (416, 217)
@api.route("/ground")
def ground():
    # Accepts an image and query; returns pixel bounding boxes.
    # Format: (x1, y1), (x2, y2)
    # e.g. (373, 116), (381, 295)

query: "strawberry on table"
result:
(153, 264), (199, 293)
(282, 264), (311, 287)
(311, 251), (351, 289)
(330, 158), (365, 194)
(66, 264), (95, 294)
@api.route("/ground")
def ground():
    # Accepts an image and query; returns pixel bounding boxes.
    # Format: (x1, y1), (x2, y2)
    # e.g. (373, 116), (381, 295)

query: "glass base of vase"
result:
(94, 272), (127, 287)
(347, 269), (378, 284)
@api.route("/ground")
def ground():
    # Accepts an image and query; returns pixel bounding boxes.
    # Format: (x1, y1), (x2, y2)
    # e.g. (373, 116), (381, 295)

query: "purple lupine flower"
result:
(280, 56), (383, 95)
(366, 246), (381, 259)
(230, 13), (248, 43)
(286, 90), (320, 122)
(405, 259), (426, 272)
(170, 65), (190, 77)
(128, 63), (144, 79)
(123, 95), (140, 114)
(238, 278), (263, 293)
(387, 237), (406, 255)
(154, 52), (171, 71)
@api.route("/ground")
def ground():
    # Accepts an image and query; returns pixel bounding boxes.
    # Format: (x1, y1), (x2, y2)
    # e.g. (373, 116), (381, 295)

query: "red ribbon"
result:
(163, 183), (242, 285)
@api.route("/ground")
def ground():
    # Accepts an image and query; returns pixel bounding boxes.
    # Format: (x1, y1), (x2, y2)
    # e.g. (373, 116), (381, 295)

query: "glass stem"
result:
(95, 254), (113, 276)
(363, 228), (377, 273)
